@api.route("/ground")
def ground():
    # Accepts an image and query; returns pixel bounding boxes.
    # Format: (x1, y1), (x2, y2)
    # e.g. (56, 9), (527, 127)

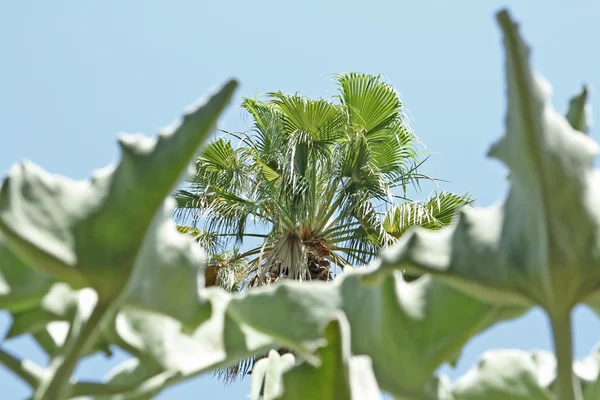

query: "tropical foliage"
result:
(173, 75), (473, 381)
(0, 8), (598, 400)
(174, 73), (472, 294)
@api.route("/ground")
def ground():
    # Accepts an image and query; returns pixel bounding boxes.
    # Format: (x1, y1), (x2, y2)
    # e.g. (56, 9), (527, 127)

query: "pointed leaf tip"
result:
(0, 79), (239, 329)
(566, 84), (592, 134)
(495, 9), (514, 26)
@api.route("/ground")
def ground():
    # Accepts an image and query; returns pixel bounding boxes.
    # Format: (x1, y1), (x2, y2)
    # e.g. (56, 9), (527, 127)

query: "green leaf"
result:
(80, 291), (284, 398)
(94, 359), (172, 400)
(451, 350), (554, 400)
(268, 93), (345, 144)
(366, 10), (600, 399)
(566, 85), (591, 134)
(0, 233), (52, 312)
(79, 283), (337, 398)
(83, 270), (497, 398)
(5, 283), (112, 358)
(0, 80), (238, 327)
(344, 271), (526, 398)
(3, 8), (597, 399)
(281, 315), (382, 400)
(228, 270), (525, 398)
(335, 73), (402, 135)
(578, 345), (600, 399)
(4, 282), (80, 340)
(226, 282), (337, 357)
(107, 295), (249, 375)
(249, 350), (295, 400)
(374, 10), (600, 314)
(0, 80), (238, 399)
(450, 346), (600, 400)
(383, 192), (473, 239)
(122, 199), (211, 328)
(200, 138), (241, 172)
(0, 246), (527, 399)
(34, 287), (108, 399)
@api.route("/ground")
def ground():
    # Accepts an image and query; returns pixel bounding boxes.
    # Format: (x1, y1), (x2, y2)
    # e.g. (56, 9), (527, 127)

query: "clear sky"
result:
(1, 1), (600, 398)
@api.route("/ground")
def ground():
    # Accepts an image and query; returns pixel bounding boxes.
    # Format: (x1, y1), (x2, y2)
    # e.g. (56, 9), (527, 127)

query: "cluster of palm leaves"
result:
(173, 73), (472, 381)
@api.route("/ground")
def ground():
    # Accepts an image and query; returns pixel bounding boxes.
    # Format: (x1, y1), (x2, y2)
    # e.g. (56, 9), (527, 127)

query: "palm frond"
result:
(171, 73), (472, 385)
(383, 191), (474, 239)
(335, 72), (403, 135)
(176, 225), (221, 253)
(268, 92), (347, 145)
(240, 98), (286, 174)
(212, 358), (255, 385)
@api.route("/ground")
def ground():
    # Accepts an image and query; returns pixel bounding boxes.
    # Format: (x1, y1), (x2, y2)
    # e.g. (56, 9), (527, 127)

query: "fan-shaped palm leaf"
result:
(173, 73), (471, 383)
(383, 191), (474, 240)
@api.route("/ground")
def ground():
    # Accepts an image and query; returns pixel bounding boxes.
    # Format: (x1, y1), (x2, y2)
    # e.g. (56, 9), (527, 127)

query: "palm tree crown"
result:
(173, 73), (472, 381)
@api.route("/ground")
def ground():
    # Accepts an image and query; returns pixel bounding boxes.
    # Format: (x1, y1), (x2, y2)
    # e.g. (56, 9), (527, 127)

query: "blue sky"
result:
(1, 1), (600, 398)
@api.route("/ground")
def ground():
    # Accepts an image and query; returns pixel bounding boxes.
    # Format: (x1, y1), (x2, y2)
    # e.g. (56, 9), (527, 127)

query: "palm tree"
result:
(173, 73), (472, 382)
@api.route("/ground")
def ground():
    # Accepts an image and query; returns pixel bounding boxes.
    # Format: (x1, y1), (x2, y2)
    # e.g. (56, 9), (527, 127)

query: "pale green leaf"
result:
(33, 287), (105, 399)
(449, 346), (600, 400)
(280, 315), (382, 400)
(343, 271), (526, 398)
(5, 283), (112, 359)
(1, 8), (597, 399)
(374, 10), (600, 316)
(80, 290), (285, 398)
(268, 92), (345, 144)
(383, 192), (473, 239)
(4, 283), (81, 342)
(578, 346), (600, 399)
(451, 350), (553, 400)
(227, 270), (525, 398)
(566, 85), (591, 134)
(108, 296), (240, 375)
(94, 359), (170, 400)
(0, 80), (238, 327)
(0, 233), (52, 312)
(122, 199), (210, 329)
(0, 80), (238, 399)
(0, 249), (528, 399)
(249, 350), (295, 400)
(335, 73), (402, 135)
